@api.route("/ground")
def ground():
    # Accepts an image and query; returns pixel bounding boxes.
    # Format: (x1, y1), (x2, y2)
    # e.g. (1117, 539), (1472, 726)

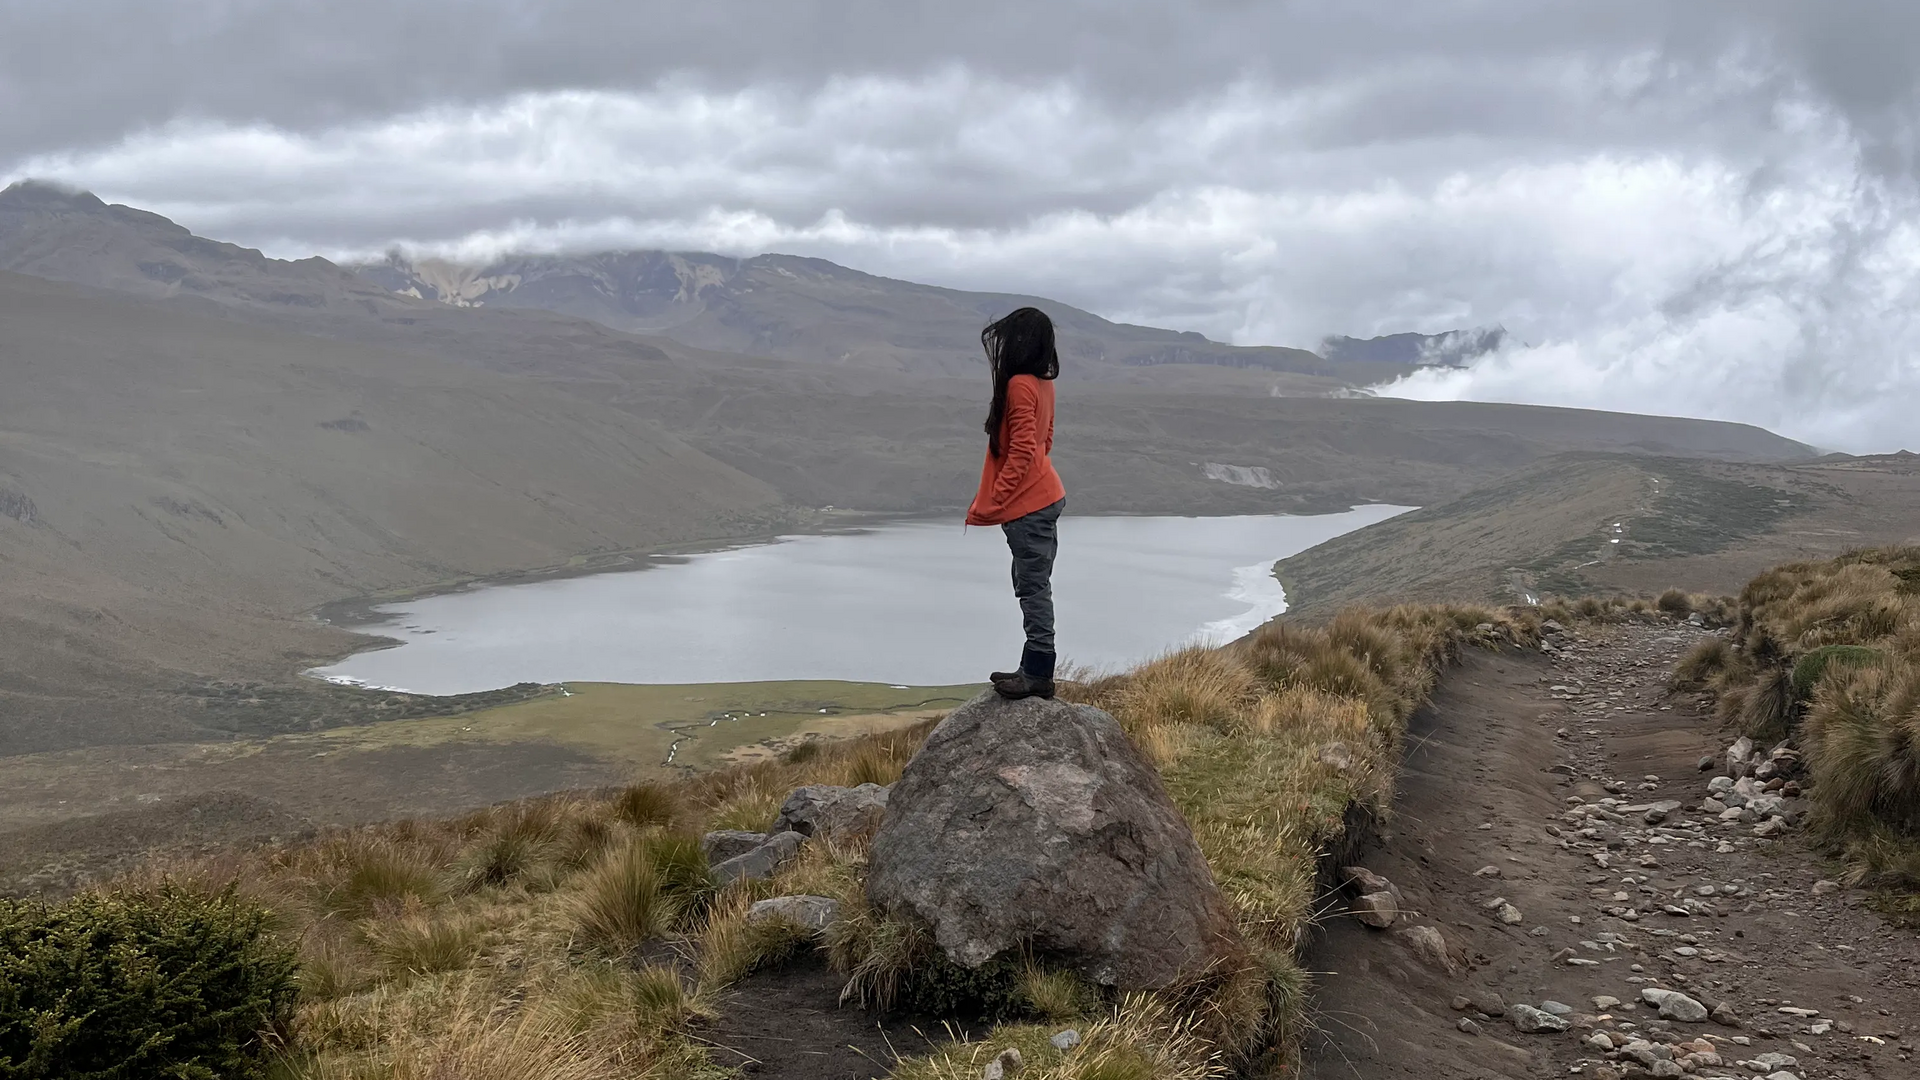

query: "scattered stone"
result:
(1049, 1029), (1081, 1050)
(1509, 1003), (1569, 1033)
(1641, 987), (1709, 1022)
(1473, 865), (1501, 877)
(1811, 879), (1841, 895)
(867, 692), (1241, 988)
(1316, 741), (1355, 771)
(1496, 902), (1524, 924)
(1710, 1001), (1741, 1027)
(746, 894), (842, 934)
(1588, 1032), (1615, 1050)
(773, 783), (890, 841)
(712, 830), (806, 883)
(702, 829), (769, 864)
(1753, 818), (1789, 838)
(1351, 891), (1401, 928)
(1698, 754), (1717, 772)
(1395, 925), (1457, 974)
(1466, 991), (1506, 1017)
(1748, 1051), (1798, 1070)
(1540, 1000), (1573, 1016)
(1593, 995), (1623, 1010)
(1457, 1017), (1482, 1035)
(1728, 737), (1754, 776)
(981, 1047), (1024, 1080)
(1451, 995), (1472, 1011)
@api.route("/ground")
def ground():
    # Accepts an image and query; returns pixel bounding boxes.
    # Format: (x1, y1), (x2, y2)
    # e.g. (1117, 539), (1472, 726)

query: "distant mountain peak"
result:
(1320, 326), (1507, 367)
(0, 179), (108, 211)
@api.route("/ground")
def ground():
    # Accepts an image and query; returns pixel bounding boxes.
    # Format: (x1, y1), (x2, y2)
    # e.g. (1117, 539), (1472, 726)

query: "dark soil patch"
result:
(703, 953), (959, 1079)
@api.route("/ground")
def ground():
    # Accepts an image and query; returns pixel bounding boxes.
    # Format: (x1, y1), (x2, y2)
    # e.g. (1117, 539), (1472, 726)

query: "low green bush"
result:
(1791, 644), (1883, 700)
(0, 883), (298, 1080)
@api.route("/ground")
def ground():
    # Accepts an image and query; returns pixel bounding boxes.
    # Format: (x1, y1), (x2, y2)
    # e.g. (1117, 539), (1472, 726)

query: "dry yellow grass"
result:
(1700, 547), (1920, 890)
(103, 605), (1533, 1078)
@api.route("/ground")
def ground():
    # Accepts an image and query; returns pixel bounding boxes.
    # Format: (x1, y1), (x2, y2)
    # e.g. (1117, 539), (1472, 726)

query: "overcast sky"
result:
(5, 1), (1919, 451)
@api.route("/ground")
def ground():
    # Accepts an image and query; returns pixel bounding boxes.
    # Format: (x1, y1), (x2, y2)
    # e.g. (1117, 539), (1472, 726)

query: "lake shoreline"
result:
(312, 506), (1415, 695)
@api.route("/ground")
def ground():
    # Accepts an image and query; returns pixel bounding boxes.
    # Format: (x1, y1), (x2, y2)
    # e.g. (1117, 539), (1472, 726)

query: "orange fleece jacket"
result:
(966, 373), (1066, 526)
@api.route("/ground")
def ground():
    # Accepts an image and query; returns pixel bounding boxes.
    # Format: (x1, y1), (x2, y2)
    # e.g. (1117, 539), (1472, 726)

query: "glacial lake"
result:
(314, 506), (1411, 694)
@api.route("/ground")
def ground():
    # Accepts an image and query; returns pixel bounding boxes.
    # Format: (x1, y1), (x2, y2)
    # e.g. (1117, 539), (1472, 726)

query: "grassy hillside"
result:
(0, 270), (788, 752)
(1269, 453), (1919, 617)
(60, 602), (1539, 1079)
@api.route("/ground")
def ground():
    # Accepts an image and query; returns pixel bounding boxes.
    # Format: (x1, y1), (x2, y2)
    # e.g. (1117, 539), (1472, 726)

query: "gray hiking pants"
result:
(1002, 498), (1064, 655)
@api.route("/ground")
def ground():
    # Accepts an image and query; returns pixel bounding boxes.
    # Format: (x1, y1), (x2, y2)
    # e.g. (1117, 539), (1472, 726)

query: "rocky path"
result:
(1303, 620), (1920, 1080)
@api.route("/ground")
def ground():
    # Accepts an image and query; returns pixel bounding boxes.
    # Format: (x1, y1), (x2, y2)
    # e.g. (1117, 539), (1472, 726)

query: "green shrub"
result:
(1792, 644), (1884, 700)
(0, 883), (298, 1080)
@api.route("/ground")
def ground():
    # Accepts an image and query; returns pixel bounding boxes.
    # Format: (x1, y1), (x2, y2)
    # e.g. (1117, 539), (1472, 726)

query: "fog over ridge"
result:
(4, 1), (1919, 450)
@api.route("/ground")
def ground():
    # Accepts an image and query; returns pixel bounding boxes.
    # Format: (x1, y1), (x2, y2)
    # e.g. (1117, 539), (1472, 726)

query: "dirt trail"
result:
(1304, 621), (1920, 1080)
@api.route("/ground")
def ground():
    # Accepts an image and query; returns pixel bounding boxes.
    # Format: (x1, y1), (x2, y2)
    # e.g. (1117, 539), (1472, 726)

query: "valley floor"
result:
(1304, 622), (1920, 1079)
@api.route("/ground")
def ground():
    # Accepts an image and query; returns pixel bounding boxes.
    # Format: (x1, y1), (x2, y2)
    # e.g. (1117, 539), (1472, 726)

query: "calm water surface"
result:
(315, 506), (1410, 693)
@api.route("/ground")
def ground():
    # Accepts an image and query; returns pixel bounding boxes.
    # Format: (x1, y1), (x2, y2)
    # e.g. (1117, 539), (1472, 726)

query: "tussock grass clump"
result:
(1670, 636), (1733, 690)
(458, 801), (564, 891)
(312, 837), (446, 920)
(570, 842), (680, 953)
(1698, 547), (1920, 892)
(610, 783), (680, 829)
(365, 912), (483, 978)
(695, 893), (814, 989)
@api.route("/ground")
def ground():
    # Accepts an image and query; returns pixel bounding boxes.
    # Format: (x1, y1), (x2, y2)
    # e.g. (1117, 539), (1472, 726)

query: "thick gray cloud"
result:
(4, 1), (1920, 450)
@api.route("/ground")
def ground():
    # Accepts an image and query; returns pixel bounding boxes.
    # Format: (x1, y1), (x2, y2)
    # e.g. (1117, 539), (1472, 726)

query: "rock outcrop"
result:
(865, 691), (1241, 988)
(772, 783), (890, 841)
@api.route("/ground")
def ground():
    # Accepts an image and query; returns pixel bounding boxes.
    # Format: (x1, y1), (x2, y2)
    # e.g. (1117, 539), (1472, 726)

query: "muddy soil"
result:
(704, 954), (961, 1079)
(1304, 621), (1920, 1079)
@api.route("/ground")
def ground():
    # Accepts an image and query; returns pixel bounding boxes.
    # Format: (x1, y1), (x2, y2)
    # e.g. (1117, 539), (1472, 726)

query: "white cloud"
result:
(6, 26), (1920, 452)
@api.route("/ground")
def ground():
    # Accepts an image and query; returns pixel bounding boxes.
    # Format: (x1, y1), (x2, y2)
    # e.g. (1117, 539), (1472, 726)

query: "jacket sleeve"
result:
(988, 378), (1042, 508)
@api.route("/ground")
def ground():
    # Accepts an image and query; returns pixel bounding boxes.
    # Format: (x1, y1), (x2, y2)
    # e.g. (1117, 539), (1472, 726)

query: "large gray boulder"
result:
(865, 691), (1241, 988)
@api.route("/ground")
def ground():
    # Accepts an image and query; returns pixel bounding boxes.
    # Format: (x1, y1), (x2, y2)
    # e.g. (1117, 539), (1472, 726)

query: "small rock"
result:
(1451, 995), (1472, 1011)
(746, 894), (841, 934)
(1049, 1029), (1081, 1050)
(1473, 865), (1502, 877)
(1509, 1003), (1569, 1033)
(712, 830), (806, 883)
(1592, 995), (1623, 1010)
(1587, 1032), (1615, 1050)
(1540, 1000), (1573, 1016)
(980, 1047), (1023, 1080)
(1749, 1052), (1798, 1070)
(702, 829), (768, 864)
(774, 783), (890, 841)
(1641, 987), (1708, 1022)
(1395, 925), (1457, 974)
(1457, 1017), (1481, 1035)
(1317, 741), (1355, 771)
(1698, 754), (1717, 771)
(1466, 991), (1507, 1017)
(1352, 890), (1400, 929)
(1496, 902), (1524, 925)
(1753, 818), (1788, 838)
(1711, 1001), (1741, 1027)
(1649, 1061), (1685, 1078)
(1811, 879), (1841, 896)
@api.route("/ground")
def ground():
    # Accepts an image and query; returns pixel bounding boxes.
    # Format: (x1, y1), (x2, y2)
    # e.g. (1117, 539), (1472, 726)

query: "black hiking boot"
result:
(992, 647), (1056, 700)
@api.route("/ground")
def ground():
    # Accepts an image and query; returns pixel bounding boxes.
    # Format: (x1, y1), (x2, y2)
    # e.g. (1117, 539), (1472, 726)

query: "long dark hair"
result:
(981, 306), (1060, 457)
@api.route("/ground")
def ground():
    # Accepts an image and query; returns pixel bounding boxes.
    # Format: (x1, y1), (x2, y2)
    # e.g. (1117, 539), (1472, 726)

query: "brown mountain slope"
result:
(0, 270), (785, 754)
(1273, 452), (1920, 616)
(353, 247), (1386, 381)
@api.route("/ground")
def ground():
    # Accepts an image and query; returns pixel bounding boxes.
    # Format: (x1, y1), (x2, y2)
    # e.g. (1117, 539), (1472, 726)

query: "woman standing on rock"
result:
(967, 306), (1067, 701)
